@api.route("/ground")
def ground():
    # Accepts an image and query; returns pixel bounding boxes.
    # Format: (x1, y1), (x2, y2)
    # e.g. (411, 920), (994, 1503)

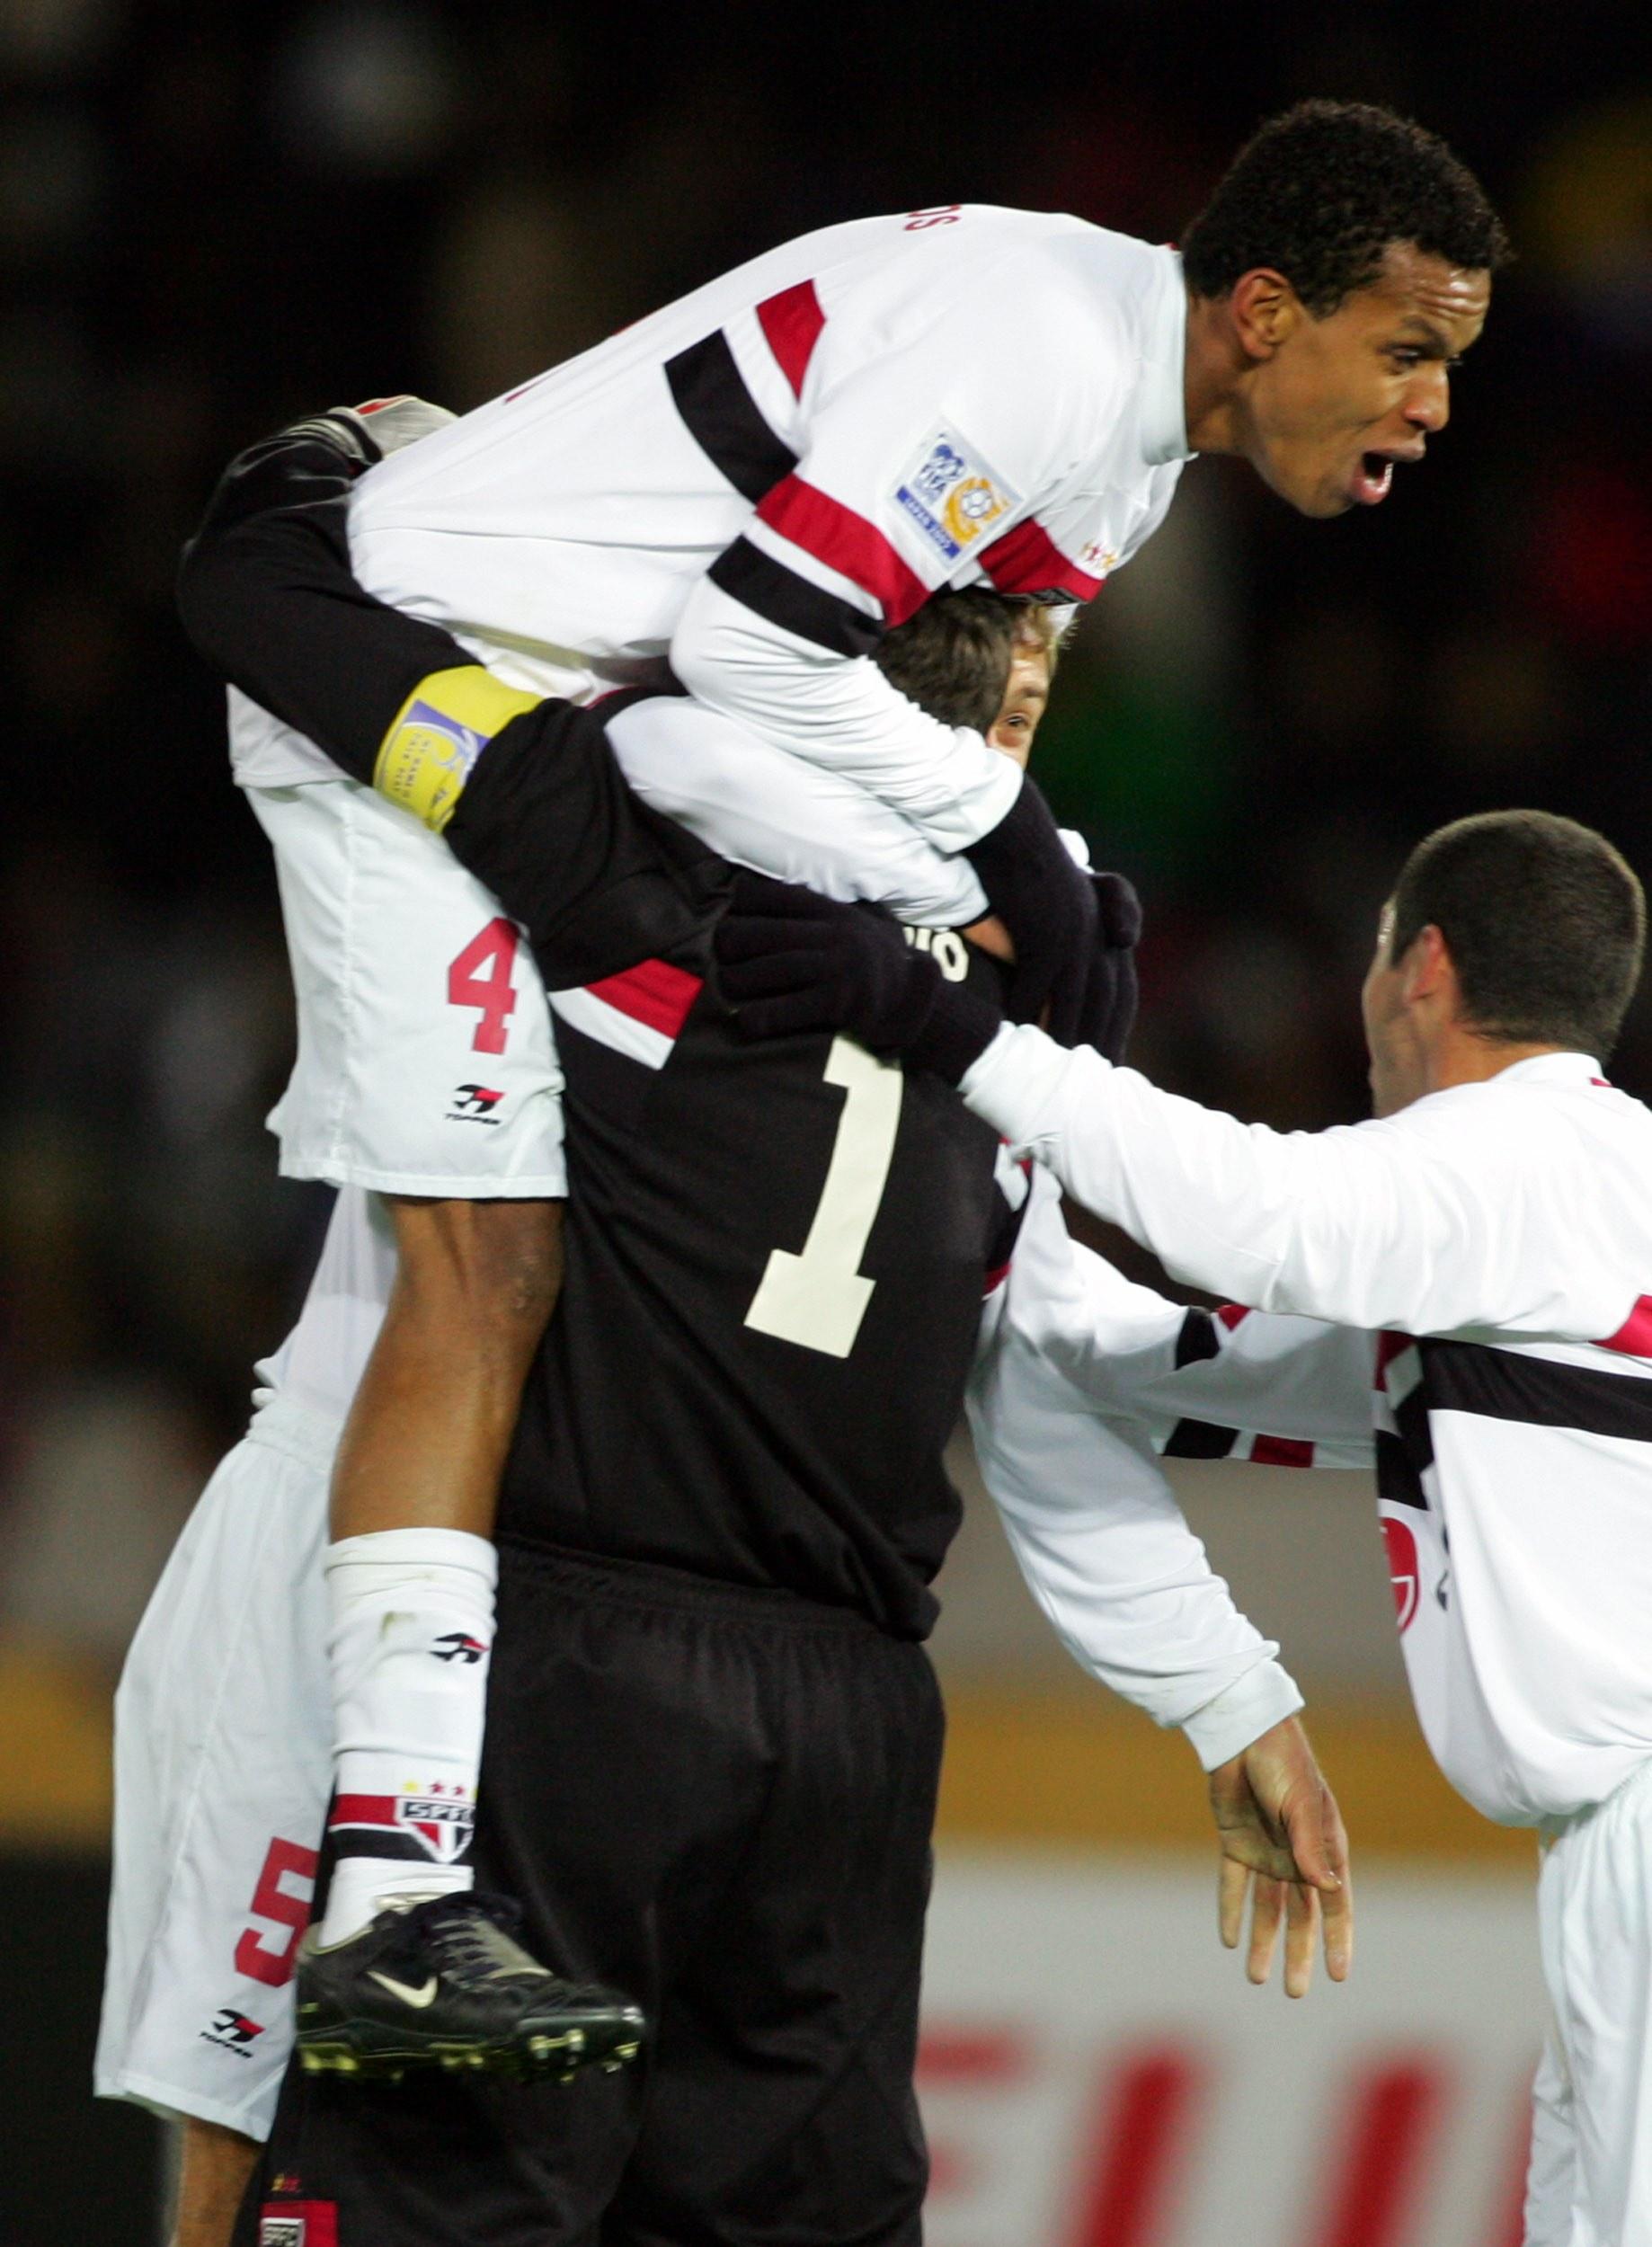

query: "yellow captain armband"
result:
(373, 666), (542, 833)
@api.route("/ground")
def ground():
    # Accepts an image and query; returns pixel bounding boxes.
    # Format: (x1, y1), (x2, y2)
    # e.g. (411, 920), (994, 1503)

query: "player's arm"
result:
(998, 1176), (1375, 1462)
(178, 417), (472, 778)
(957, 1025), (1575, 1335)
(971, 1177), (1302, 1758)
(179, 423), (708, 978)
(968, 1183), (1352, 1992)
(673, 281), (1116, 1029)
(966, 1340), (1307, 1764)
(714, 886), (1584, 1337)
(601, 694), (988, 925)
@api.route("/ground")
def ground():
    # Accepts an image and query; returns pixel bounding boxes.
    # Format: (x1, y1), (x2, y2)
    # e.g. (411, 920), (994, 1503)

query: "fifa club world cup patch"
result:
(374, 665), (539, 833)
(260, 2205), (339, 2247)
(893, 427), (1017, 564)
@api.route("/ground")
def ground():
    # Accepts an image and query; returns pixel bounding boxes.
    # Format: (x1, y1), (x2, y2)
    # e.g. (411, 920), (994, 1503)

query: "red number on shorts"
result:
(905, 204), (962, 230)
(234, 1837), (319, 1989)
(449, 917), (520, 1055)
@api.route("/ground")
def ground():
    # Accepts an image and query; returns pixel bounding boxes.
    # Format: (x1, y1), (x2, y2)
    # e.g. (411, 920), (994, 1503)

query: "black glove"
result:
(963, 776), (1098, 1041)
(1075, 870), (1142, 1065)
(715, 875), (1001, 1084)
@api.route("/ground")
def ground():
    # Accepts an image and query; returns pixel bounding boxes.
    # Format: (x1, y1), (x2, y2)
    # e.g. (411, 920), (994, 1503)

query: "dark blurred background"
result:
(0, 1), (1646, 2230)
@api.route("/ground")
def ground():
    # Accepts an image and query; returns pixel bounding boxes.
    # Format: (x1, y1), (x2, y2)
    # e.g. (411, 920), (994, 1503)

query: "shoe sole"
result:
(297, 2020), (644, 2085)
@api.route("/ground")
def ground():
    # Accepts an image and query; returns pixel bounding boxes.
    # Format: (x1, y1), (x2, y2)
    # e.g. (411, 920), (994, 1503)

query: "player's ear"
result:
(1399, 924), (1452, 1008)
(1229, 268), (1302, 361)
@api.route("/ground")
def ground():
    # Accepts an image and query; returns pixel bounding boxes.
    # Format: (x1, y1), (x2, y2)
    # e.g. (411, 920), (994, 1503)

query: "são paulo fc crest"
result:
(1382, 1515), (1420, 1633)
(398, 1789), (475, 1862)
(331, 1783), (475, 1863)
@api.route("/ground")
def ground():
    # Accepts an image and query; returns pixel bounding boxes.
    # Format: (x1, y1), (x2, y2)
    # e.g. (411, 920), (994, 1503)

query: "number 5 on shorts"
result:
(235, 1836), (319, 1989)
(449, 917), (520, 1055)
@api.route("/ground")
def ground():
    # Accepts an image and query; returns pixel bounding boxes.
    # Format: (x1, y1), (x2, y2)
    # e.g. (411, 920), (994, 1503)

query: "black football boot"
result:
(295, 1891), (645, 2084)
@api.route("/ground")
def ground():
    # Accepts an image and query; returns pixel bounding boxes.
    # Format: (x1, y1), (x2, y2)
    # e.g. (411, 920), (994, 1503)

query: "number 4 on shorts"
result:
(449, 917), (520, 1055)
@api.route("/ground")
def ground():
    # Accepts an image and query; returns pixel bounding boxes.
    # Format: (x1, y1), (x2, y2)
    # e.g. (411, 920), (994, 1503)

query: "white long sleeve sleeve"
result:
(969, 1179), (1302, 1769)
(995, 1175), (1374, 1461)
(601, 696), (990, 920)
(962, 1027), (1635, 1341)
(670, 576), (1020, 849)
(667, 291), (1102, 848)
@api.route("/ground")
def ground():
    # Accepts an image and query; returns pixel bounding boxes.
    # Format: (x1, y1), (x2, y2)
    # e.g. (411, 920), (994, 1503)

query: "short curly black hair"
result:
(1182, 100), (1509, 316)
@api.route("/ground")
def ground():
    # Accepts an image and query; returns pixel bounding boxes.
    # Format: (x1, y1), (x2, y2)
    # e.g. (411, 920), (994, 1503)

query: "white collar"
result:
(1490, 1050), (1608, 1088)
(1139, 245), (1192, 467)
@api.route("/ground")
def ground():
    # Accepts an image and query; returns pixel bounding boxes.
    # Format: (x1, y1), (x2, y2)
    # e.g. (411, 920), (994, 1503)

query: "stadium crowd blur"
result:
(1, 0), (1648, 1665)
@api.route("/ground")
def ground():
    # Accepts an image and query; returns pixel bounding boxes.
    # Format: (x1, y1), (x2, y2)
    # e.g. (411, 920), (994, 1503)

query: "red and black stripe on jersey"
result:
(1161, 1304), (1316, 1468)
(1374, 1328), (1652, 1521)
(666, 274), (1104, 653)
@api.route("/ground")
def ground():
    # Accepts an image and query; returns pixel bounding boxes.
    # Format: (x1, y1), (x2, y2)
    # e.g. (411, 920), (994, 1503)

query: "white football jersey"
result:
(965, 1040), (1652, 1825)
(231, 208), (1189, 848)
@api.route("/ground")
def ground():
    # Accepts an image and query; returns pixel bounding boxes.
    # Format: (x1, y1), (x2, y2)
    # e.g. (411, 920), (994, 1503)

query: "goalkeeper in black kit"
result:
(181, 420), (1350, 2247)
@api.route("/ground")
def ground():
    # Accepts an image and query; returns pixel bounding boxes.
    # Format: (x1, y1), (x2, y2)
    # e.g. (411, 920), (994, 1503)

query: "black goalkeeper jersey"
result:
(180, 431), (1023, 1640)
(501, 914), (1014, 1639)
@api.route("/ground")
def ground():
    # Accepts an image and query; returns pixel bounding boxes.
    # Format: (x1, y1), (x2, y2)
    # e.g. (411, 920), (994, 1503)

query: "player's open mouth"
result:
(1352, 452), (1395, 505)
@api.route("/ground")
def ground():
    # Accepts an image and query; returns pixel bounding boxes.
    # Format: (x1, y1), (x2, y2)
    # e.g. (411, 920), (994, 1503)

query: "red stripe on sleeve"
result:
(755, 280), (825, 399)
(757, 476), (929, 624)
(1599, 1294), (1652, 1357)
(1249, 1434), (1315, 1469)
(977, 516), (1105, 601)
(586, 957), (704, 1039)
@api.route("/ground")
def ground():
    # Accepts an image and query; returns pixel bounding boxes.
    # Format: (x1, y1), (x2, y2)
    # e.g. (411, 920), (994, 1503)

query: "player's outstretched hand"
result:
(1208, 1715), (1353, 1998)
(964, 777), (1099, 1040)
(715, 873), (1000, 1083)
(1076, 870), (1142, 1065)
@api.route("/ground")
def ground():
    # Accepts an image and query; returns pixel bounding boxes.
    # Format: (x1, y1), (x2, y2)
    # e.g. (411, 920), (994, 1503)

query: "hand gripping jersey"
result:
(964, 1031), (1652, 1824)
(230, 209), (1190, 851)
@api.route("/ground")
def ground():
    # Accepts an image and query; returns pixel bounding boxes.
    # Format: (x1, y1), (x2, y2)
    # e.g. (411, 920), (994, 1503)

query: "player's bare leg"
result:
(333, 1195), (564, 1543)
(298, 1196), (643, 2082)
(319, 1193), (562, 1943)
(170, 2118), (258, 2247)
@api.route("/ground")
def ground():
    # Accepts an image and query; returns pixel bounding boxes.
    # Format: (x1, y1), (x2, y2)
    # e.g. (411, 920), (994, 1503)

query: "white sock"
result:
(318, 1526), (497, 1947)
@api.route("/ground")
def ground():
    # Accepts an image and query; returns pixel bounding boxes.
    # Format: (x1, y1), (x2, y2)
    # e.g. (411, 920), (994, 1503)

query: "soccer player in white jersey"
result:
(208, 99), (1504, 2090)
(720, 810), (1652, 2247)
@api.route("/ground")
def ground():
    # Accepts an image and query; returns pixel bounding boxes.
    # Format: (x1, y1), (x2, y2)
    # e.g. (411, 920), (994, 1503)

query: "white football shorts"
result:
(97, 1393), (333, 2139)
(1524, 1754), (1652, 2245)
(249, 777), (567, 1197)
